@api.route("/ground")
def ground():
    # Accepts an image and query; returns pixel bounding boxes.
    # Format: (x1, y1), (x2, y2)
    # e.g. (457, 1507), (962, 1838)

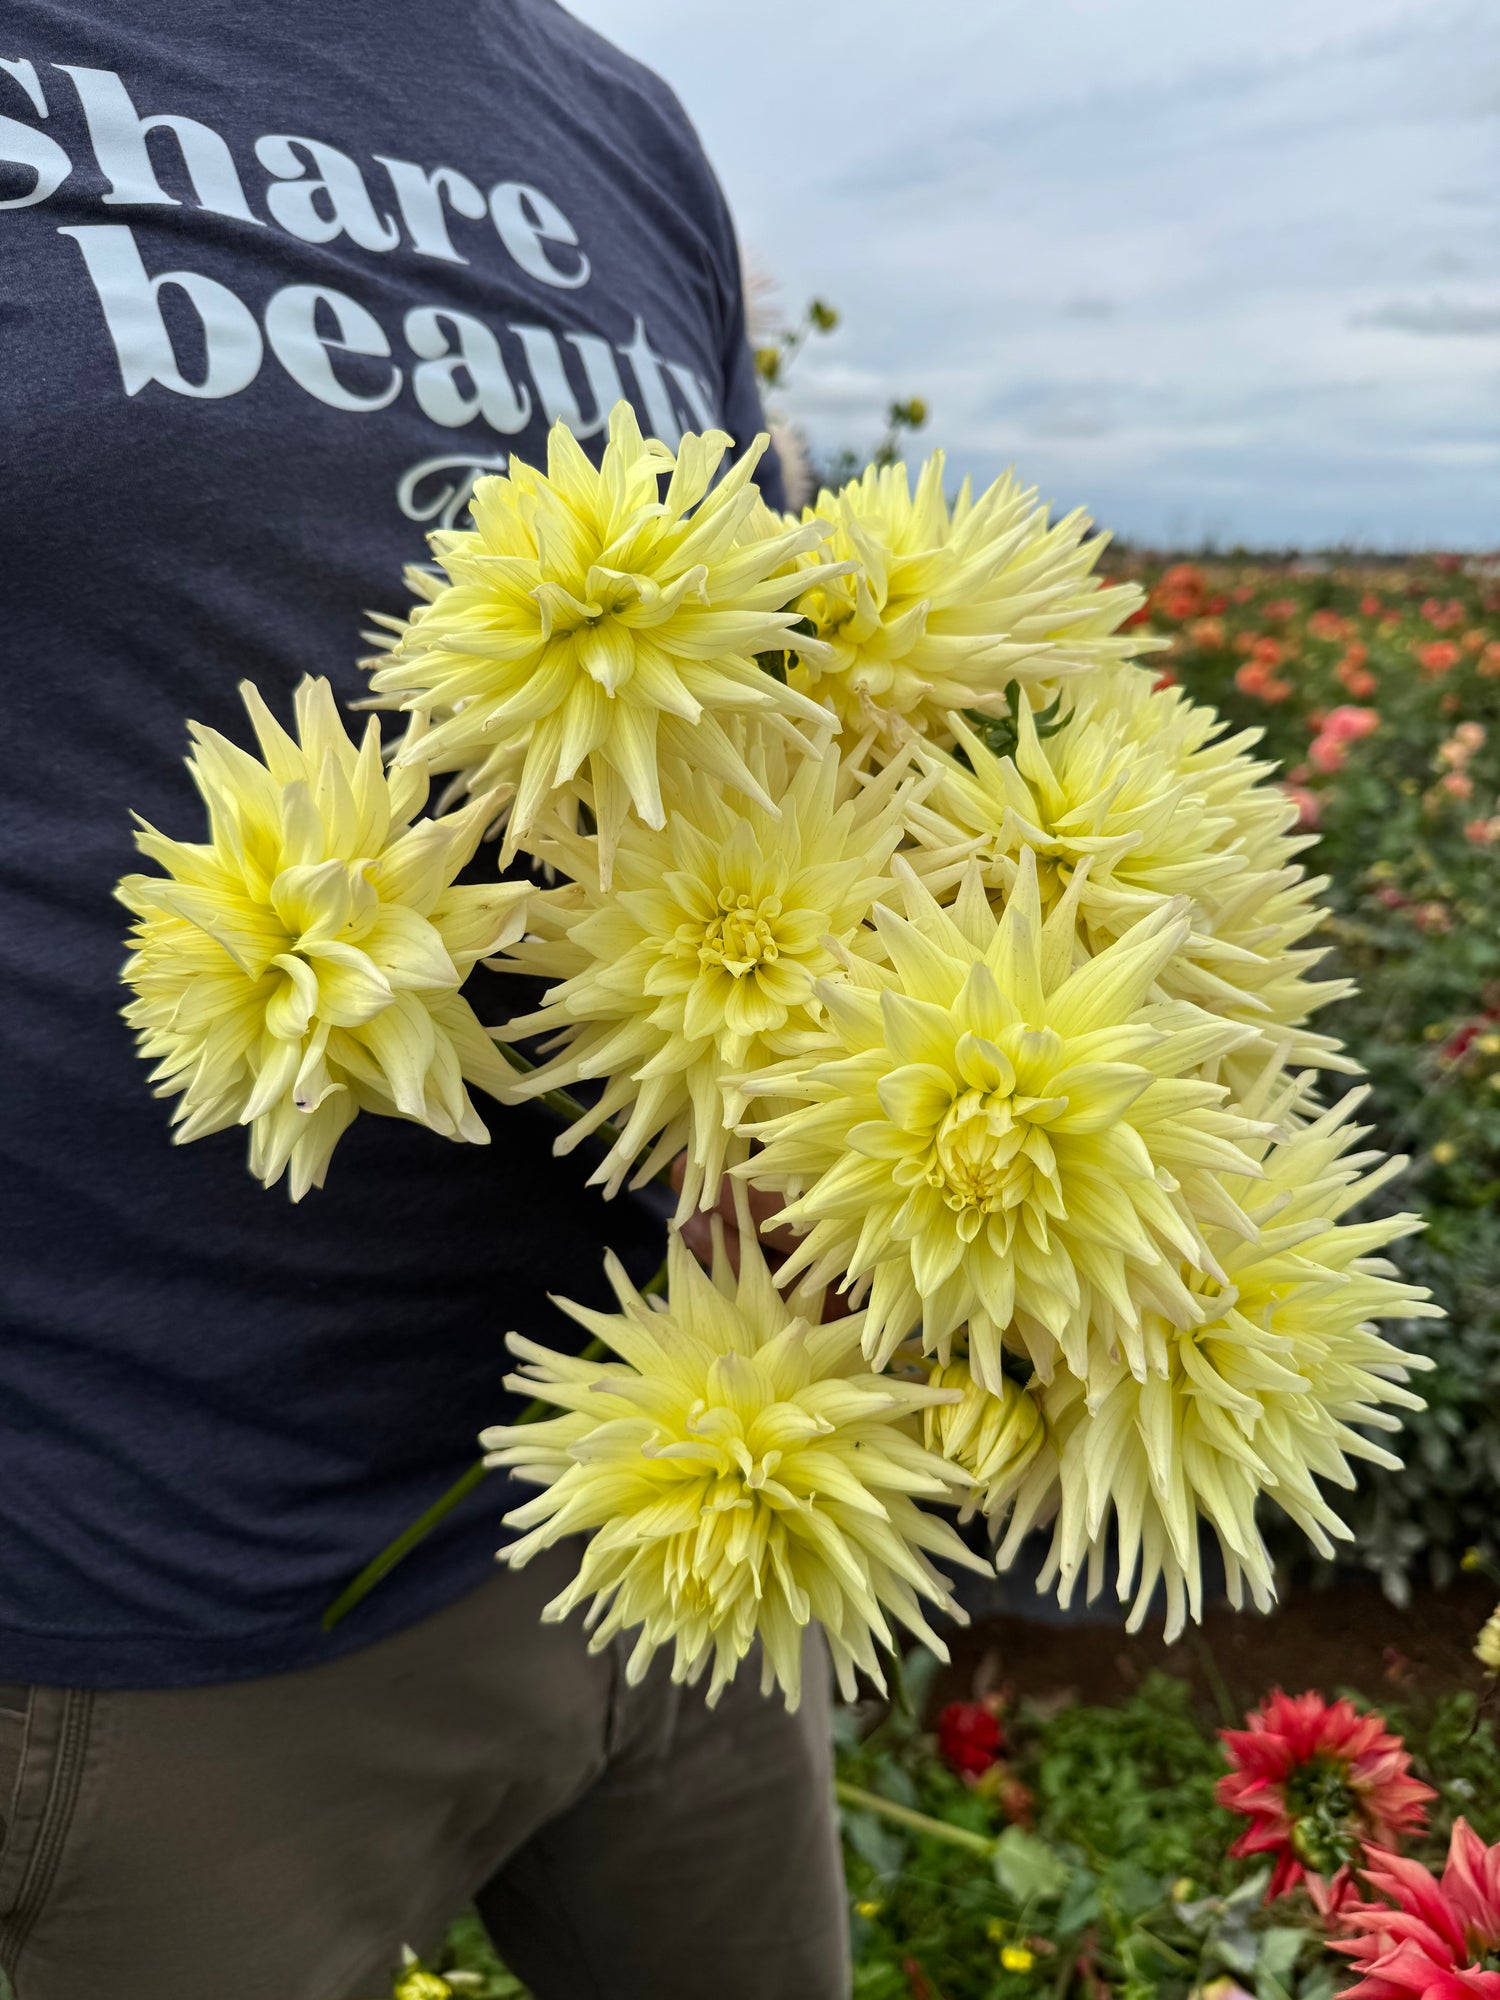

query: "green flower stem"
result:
(320, 1457), (492, 1634)
(492, 1038), (625, 1152)
(834, 1781), (997, 1858)
(320, 1256), (670, 1633)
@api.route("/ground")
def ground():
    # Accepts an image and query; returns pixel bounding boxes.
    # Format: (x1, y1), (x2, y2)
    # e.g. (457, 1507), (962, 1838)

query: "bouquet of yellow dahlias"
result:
(119, 401), (1439, 1704)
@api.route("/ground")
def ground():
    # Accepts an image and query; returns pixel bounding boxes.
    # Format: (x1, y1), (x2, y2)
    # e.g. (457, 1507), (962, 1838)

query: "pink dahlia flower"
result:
(1334, 1819), (1500, 1998)
(1218, 1691), (1435, 1914)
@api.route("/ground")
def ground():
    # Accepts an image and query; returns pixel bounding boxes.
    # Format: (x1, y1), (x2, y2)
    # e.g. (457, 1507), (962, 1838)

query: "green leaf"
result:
(1107, 1860), (1169, 1919)
(1053, 1863), (1102, 1937)
(993, 1826), (1071, 1905)
(1257, 1927), (1308, 1987)
(845, 1809), (907, 1879)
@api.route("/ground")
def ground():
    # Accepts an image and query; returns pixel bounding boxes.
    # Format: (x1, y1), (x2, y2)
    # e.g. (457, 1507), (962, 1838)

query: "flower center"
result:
(928, 1088), (1026, 1213)
(699, 888), (782, 978)
(1285, 1755), (1361, 1874)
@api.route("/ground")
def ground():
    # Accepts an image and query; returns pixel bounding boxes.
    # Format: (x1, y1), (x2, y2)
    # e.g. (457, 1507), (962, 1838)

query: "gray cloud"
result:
(570, 0), (1500, 546)
(1354, 299), (1500, 336)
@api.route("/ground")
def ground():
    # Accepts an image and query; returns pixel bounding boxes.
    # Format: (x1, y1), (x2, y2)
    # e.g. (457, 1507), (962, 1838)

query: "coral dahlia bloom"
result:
(785, 457), (1152, 744)
(492, 723), (914, 1216)
(1334, 1819), (1500, 1998)
(365, 402), (836, 884)
(747, 852), (1265, 1390)
(1218, 1691), (1435, 1914)
(118, 678), (529, 1198)
(482, 1218), (985, 1708)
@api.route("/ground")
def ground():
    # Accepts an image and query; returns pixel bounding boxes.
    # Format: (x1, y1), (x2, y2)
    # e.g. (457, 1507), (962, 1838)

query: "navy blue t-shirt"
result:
(0, 0), (781, 1686)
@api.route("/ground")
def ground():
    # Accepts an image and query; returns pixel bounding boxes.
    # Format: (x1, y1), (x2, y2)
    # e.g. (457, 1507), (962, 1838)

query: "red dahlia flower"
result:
(937, 1699), (1004, 1779)
(1217, 1691), (1435, 1914)
(1334, 1819), (1500, 1999)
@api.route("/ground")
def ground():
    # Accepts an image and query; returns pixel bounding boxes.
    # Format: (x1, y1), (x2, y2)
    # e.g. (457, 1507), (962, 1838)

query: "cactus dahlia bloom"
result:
(480, 1221), (984, 1708)
(363, 402), (836, 885)
(118, 678), (529, 1199)
(745, 853), (1265, 1390)
(783, 456), (1151, 745)
(1334, 1820), (1500, 1997)
(924, 1358), (1046, 1516)
(907, 671), (1353, 1073)
(1218, 1691), (1435, 1915)
(987, 1080), (1437, 1637)
(493, 727), (915, 1216)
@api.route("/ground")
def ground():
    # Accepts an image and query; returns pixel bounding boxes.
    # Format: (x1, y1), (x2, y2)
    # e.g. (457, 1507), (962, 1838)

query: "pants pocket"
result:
(0, 1686), (92, 1968)
(0, 1685), (35, 1918)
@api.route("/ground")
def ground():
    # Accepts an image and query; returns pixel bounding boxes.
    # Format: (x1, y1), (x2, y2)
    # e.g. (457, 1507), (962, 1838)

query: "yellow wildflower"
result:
(1476, 1606), (1500, 1673)
(393, 1973), (451, 2000)
(364, 402), (837, 885)
(118, 678), (528, 1199)
(1001, 1944), (1036, 1972)
(784, 456), (1151, 744)
(481, 1215), (986, 1708)
(744, 853), (1266, 1390)
(492, 723), (915, 1215)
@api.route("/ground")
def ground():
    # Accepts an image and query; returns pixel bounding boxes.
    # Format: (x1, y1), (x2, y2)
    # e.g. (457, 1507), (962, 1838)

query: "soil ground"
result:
(935, 1574), (1498, 1715)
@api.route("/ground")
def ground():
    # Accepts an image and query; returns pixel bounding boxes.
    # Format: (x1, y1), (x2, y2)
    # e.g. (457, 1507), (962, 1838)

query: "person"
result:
(0, 5), (849, 1995)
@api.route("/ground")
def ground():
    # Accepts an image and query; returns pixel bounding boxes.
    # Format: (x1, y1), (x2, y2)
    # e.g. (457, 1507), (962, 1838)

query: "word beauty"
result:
(0, 56), (719, 443)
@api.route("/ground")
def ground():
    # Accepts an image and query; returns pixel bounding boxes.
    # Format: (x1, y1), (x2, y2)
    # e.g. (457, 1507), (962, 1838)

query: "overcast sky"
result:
(569, 0), (1499, 549)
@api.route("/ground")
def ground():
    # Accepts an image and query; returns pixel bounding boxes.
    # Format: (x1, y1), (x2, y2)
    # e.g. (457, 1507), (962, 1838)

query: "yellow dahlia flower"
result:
(493, 724), (916, 1215)
(364, 401), (838, 885)
(924, 1358), (1046, 1517)
(988, 1080), (1437, 1639)
(783, 456), (1152, 744)
(481, 1219), (985, 1707)
(907, 669), (1352, 1073)
(745, 853), (1267, 1389)
(118, 677), (529, 1199)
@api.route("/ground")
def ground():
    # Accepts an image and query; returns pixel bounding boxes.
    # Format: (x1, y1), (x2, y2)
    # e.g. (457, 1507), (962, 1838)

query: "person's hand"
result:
(671, 1157), (794, 1272)
(668, 1157), (850, 1320)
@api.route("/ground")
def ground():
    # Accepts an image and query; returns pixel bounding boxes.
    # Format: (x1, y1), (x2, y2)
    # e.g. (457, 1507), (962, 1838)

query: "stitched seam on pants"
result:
(0, 1689), (93, 1972)
(0, 1694), (38, 1920)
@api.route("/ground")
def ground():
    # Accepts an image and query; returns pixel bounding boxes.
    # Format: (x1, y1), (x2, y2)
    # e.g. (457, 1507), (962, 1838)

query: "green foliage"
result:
(834, 1671), (1499, 2000)
(871, 398), (931, 468)
(1112, 553), (1500, 1594)
(960, 687), (1067, 763)
(838, 1670), (1330, 2000)
(754, 294), (840, 390)
(1029, 1675), (1238, 1885)
(417, 1912), (530, 1997)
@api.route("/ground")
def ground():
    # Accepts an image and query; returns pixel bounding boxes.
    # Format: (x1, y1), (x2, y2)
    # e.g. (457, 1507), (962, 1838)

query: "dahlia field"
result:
(1109, 550), (1500, 1599)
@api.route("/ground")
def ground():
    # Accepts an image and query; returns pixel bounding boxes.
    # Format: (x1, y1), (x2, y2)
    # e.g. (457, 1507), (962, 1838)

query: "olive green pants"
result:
(0, 1547), (848, 2000)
